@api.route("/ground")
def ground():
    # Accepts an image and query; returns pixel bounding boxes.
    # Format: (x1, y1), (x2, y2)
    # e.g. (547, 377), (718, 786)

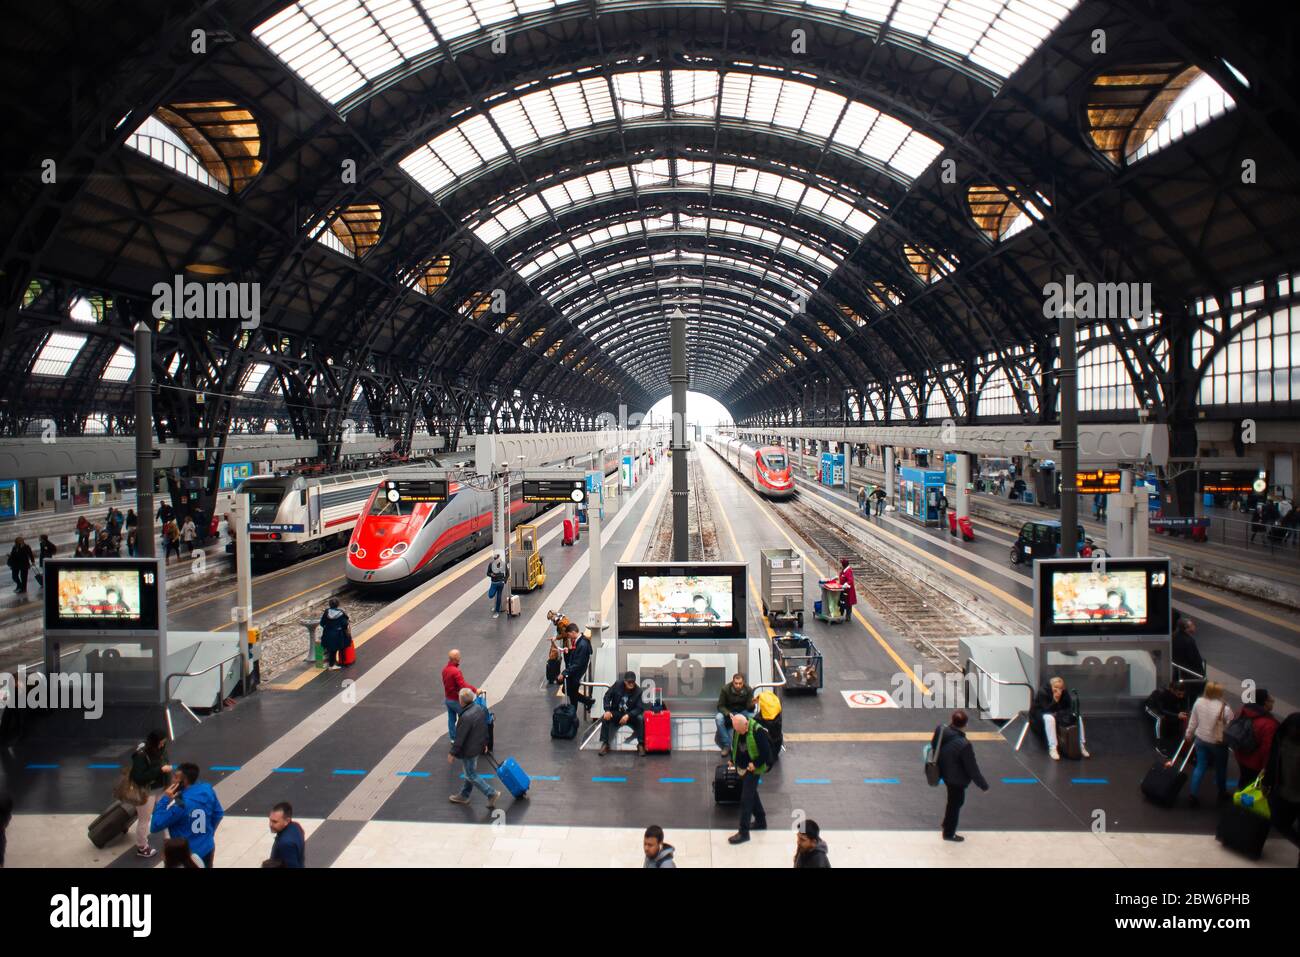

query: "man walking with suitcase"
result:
(441, 649), (479, 745)
(448, 688), (499, 809)
(727, 715), (773, 845)
(932, 710), (989, 843)
(559, 622), (596, 719)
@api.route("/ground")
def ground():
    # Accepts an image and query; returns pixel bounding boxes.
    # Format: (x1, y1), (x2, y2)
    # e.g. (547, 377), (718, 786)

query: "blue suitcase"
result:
(488, 754), (530, 799)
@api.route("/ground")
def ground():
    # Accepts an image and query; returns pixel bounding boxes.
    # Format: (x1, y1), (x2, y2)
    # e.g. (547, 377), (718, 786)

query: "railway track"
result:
(767, 497), (985, 669)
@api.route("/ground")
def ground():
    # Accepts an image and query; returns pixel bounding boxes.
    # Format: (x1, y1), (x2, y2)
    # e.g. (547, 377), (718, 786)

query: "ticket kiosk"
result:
(898, 467), (946, 526)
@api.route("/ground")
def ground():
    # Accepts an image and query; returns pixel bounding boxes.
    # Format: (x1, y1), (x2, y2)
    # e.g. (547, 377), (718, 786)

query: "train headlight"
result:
(348, 542), (359, 554)
(391, 541), (408, 555)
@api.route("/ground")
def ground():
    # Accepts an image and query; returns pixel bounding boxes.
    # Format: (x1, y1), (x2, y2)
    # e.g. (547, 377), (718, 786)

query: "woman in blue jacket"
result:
(319, 598), (351, 670)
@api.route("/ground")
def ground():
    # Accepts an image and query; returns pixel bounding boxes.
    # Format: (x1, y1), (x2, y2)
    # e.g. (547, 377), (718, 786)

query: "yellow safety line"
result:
(262, 505), (566, 690)
(708, 450), (929, 693)
(785, 731), (1003, 742)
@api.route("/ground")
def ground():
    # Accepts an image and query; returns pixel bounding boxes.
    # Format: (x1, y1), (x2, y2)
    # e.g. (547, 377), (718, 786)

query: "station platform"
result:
(3, 450), (1297, 869)
(796, 467), (1300, 715)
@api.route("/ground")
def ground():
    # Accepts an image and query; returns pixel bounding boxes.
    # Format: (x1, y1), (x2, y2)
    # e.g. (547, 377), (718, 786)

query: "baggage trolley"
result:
(760, 547), (805, 628)
(771, 633), (824, 694)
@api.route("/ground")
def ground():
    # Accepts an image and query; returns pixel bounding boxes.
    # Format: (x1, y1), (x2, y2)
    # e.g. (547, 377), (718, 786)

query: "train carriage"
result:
(706, 433), (796, 499)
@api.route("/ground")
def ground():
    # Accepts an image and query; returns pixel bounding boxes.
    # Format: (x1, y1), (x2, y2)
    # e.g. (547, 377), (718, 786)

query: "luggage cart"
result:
(510, 524), (546, 592)
(771, 633), (823, 693)
(760, 547), (805, 628)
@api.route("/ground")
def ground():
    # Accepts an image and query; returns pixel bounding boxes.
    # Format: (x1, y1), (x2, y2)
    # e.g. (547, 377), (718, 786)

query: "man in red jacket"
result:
(442, 650), (479, 745)
(1233, 689), (1279, 789)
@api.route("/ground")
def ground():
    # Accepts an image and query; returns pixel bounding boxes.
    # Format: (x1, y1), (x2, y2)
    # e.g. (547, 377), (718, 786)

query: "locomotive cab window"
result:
(761, 452), (787, 470)
(247, 488), (285, 522)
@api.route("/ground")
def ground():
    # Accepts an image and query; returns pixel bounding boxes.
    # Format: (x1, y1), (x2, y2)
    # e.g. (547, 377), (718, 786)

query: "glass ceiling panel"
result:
(399, 69), (943, 197)
(32, 332), (88, 378)
(255, 1), (1075, 111)
(471, 161), (878, 248)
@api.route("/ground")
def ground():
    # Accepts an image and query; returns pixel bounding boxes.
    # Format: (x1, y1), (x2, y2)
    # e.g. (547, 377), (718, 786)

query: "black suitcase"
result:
(88, 800), (134, 849)
(1058, 723), (1082, 760)
(1140, 739), (1191, 807)
(550, 703), (578, 739)
(713, 764), (742, 804)
(1216, 805), (1270, 860)
(545, 655), (561, 685)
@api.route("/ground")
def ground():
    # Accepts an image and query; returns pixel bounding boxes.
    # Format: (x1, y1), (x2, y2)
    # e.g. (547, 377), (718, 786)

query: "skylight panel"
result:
(671, 71), (719, 116)
(425, 0), (480, 41)
(101, 345), (136, 383)
(612, 71), (665, 119)
(240, 362), (272, 393)
(32, 332), (88, 377)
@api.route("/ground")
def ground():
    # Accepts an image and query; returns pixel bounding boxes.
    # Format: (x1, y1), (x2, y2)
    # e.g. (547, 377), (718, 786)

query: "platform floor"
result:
(2, 451), (1297, 868)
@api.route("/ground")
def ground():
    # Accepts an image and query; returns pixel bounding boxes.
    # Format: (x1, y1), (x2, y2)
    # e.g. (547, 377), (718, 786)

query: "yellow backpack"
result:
(756, 690), (782, 721)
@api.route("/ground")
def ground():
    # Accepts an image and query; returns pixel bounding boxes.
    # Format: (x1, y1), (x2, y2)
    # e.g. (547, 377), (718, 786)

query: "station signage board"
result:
(523, 478), (586, 504)
(384, 478), (448, 503)
(1076, 469), (1122, 495)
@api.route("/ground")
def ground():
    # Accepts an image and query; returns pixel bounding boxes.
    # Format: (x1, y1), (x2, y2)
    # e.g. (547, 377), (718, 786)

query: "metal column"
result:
(133, 322), (156, 557)
(1059, 304), (1079, 558)
(587, 462), (606, 643)
(884, 446), (895, 505)
(670, 308), (689, 562)
(955, 453), (970, 520)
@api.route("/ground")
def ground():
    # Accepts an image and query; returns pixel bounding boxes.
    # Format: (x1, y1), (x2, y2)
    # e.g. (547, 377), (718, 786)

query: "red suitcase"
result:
(562, 519), (577, 546)
(644, 708), (671, 753)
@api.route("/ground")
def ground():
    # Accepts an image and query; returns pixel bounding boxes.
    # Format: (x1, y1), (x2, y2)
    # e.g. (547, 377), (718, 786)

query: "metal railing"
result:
(962, 657), (1037, 751)
(165, 651), (243, 713)
(752, 646), (788, 693)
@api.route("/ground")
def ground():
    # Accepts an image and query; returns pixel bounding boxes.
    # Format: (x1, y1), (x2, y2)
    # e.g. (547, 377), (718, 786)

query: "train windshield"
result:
(761, 452), (787, 471)
(244, 487), (286, 522)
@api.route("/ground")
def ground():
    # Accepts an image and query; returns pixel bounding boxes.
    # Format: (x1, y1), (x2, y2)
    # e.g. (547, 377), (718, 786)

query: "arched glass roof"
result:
(254, 1), (1077, 110)
(399, 69), (945, 197)
(472, 159), (880, 248)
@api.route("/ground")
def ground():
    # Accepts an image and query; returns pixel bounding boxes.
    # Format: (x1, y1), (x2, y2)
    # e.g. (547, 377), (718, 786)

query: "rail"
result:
(752, 647), (787, 692)
(165, 651), (243, 711)
(962, 656), (1038, 750)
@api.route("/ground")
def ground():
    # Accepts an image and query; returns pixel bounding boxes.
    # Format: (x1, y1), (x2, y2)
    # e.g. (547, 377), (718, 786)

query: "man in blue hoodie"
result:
(268, 802), (305, 868)
(151, 763), (225, 867)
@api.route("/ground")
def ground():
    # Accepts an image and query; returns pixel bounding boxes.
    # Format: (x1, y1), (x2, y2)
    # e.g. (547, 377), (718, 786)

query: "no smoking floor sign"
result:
(841, 690), (899, 709)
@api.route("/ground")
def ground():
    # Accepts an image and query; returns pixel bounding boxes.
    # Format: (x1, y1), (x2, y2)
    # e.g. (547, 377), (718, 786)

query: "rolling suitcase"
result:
(507, 595), (521, 617)
(644, 691), (671, 753)
(1216, 804), (1270, 860)
(562, 519), (576, 546)
(486, 754), (530, 799)
(1057, 723), (1082, 760)
(713, 764), (742, 804)
(551, 703), (579, 739)
(88, 800), (134, 849)
(1140, 739), (1192, 807)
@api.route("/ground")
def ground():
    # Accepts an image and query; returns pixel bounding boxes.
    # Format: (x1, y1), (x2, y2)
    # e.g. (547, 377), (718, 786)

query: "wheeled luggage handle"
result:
(1167, 736), (1193, 772)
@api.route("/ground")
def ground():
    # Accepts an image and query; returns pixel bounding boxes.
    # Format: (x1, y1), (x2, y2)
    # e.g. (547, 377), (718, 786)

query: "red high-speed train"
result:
(705, 434), (796, 499)
(345, 447), (625, 591)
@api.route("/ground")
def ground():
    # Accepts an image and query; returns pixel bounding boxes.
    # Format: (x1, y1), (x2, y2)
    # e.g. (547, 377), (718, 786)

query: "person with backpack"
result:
(1228, 689), (1279, 794)
(1032, 676), (1090, 760)
(485, 552), (507, 618)
(1173, 681), (1234, 807)
(753, 688), (783, 763)
(7, 537), (35, 594)
(714, 672), (755, 754)
(726, 714), (774, 845)
(319, 598), (351, 670)
(930, 709), (989, 842)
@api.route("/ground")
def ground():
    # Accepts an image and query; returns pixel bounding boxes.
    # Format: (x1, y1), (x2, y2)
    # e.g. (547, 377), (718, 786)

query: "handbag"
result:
(1233, 773), (1270, 819)
(113, 767), (149, 807)
(924, 725), (944, 787)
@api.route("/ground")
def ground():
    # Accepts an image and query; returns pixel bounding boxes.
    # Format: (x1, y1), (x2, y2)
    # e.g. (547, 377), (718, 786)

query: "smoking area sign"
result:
(841, 690), (899, 709)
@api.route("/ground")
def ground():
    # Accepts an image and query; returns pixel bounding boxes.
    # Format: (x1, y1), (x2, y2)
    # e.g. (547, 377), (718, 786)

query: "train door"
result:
(308, 488), (321, 538)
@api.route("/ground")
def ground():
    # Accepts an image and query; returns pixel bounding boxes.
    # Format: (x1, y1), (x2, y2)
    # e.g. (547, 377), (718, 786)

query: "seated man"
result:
(1143, 680), (1188, 742)
(1032, 676), (1090, 760)
(599, 671), (646, 756)
(715, 672), (755, 754)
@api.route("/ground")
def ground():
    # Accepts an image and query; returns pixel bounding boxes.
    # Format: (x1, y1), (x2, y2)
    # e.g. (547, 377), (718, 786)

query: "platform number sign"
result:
(1150, 570), (1166, 588)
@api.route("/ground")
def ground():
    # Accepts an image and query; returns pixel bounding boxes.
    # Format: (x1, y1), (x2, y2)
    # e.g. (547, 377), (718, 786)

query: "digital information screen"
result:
(1076, 469), (1121, 495)
(616, 563), (746, 639)
(385, 479), (448, 503)
(44, 559), (162, 633)
(523, 479), (586, 504)
(1035, 558), (1171, 641)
